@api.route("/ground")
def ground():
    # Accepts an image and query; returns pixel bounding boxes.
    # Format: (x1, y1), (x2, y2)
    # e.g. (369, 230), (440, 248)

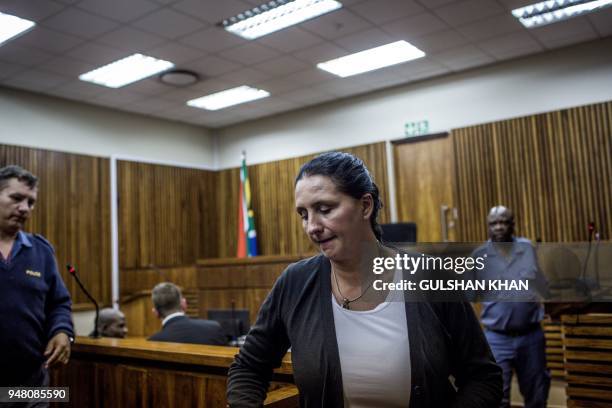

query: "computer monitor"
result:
(381, 222), (417, 243)
(207, 309), (250, 341)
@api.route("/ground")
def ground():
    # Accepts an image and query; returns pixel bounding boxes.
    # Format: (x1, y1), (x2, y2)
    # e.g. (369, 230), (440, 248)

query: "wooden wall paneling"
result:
(214, 142), (390, 257)
(453, 101), (612, 242)
(0, 144), (111, 307)
(120, 265), (198, 297)
(117, 160), (218, 269)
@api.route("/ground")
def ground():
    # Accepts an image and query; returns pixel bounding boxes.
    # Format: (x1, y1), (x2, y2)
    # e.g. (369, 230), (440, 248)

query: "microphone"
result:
(588, 222), (596, 242)
(67, 264), (101, 338)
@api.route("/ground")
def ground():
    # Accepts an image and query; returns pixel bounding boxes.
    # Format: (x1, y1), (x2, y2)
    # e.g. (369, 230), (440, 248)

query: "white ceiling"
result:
(1, 0), (610, 128)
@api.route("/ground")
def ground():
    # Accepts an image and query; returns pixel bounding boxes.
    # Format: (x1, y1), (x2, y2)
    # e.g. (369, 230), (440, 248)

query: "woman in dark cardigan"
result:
(227, 152), (502, 407)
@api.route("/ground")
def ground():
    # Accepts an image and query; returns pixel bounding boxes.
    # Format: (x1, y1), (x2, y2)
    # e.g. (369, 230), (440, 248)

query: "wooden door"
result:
(393, 135), (457, 242)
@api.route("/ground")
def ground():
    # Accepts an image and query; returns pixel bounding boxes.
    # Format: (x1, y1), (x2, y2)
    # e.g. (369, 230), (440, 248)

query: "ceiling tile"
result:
(42, 8), (119, 39)
(66, 42), (127, 65)
(333, 28), (395, 52)
(146, 42), (205, 65)
(285, 68), (336, 86)
(253, 76), (303, 94)
(415, 0), (458, 8)
(93, 88), (147, 107)
(217, 67), (272, 85)
(536, 29), (599, 50)
(309, 78), (370, 98)
(162, 86), (212, 102)
(190, 78), (240, 95)
(172, 0), (251, 24)
(38, 56), (95, 77)
(7, 68), (71, 90)
(97, 27), (166, 52)
(186, 55), (242, 77)
(11, 27), (85, 54)
(410, 29), (469, 53)
(588, 6), (612, 36)
(431, 44), (495, 70)
(219, 42), (280, 65)
(0, 0), (65, 22)
(123, 97), (178, 114)
(403, 65), (450, 82)
(301, 9), (373, 40)
(390, 58), (450, 78)
(253, 55), (310, 76)
(76, 0), (160, 23)
(125, 78), (174, 96)
(53, 79), (109, 98)
(0, 43), (53, 66)
(350, 0), (424, 24)
(496, 0), (535, 10)
(456, 13), (523, 42)
(433, 0), (504, 27)
(278, 87), (335, 104)
(256, 27), (324, 53)
(478, 31), (543, 59)
(293, 42), (349, 64)
(179, 26), (246, 52)
(382, 12), (449, 38)
(0, 61), (26, 80)
(132, 8), (205, 39)
(529, 17), (598, 47)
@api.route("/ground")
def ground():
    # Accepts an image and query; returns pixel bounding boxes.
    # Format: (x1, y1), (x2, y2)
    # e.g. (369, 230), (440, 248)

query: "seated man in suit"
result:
(149, 282), (227, 346)
(97, 308), (128, 338)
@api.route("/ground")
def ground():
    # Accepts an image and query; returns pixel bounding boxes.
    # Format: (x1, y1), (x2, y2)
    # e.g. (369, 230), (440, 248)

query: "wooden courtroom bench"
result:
(50, 336), (296, 408)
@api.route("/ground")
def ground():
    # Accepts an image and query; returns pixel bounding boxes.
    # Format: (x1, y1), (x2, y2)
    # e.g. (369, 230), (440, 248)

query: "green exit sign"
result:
(404, 120), (429, 137)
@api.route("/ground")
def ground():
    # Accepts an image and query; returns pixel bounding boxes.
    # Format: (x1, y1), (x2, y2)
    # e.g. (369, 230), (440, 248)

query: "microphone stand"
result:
(67, 264), (101, 338)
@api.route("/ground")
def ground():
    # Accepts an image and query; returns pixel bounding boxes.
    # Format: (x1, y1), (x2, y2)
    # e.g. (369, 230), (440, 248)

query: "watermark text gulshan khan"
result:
(371, 253), (529, 292)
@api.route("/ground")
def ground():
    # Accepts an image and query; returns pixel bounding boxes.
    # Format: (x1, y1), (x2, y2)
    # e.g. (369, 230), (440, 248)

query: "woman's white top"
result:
(332, 271), (411, 407)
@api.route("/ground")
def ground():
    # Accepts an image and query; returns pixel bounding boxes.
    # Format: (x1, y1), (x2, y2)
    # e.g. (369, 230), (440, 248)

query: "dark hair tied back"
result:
(295, 152), (383, 241)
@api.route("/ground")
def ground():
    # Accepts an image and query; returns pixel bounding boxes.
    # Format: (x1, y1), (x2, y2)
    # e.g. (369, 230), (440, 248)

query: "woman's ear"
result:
(361, 193), (374, 219)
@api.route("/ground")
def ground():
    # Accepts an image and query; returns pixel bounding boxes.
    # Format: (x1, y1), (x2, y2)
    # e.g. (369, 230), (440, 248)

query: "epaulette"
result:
(33, 234), (56, 253)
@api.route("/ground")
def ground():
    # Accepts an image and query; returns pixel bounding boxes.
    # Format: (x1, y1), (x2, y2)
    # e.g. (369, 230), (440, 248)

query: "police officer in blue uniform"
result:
(472, 206), (550, 408)
(0, 165), (74, 389)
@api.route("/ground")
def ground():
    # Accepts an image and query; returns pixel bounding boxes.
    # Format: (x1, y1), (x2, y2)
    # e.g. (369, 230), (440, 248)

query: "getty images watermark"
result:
(358, 242), (611, 303)
(372, 252), (529, 292)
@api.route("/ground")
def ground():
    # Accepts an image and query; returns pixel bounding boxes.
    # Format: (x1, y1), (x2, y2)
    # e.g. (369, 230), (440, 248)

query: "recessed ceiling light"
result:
(79, 53), (174, 88)
(220, 0), (342, 40)
(317, 40), (426, 78)
(0, 12), (35, 47)
(512, 0), (612, 28)
(187, 86), (270, 111)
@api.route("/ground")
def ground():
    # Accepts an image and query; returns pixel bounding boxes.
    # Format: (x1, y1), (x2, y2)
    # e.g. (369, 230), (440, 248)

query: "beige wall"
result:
(0, 87), (215, 168)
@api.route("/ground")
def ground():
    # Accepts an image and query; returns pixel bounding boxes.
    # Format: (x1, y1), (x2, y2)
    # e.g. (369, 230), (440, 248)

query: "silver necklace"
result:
(332, 267), (373, 310)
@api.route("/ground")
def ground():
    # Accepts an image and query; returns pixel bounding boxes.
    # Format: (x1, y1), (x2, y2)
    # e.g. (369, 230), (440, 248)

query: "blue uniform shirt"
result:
(472, 237), (549, 332)
(0, 231), (73, 385)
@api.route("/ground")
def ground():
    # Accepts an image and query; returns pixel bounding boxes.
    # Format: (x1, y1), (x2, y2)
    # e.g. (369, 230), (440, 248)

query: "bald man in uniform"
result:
(472, 206), (550, 408)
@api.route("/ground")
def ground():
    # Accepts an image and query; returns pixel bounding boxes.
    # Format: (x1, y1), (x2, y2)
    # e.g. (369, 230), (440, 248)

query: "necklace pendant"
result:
(342, 298), (350, 309)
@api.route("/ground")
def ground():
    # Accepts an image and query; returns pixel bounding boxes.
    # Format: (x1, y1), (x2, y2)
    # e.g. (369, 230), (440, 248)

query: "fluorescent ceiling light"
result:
(221, 0), (342, 40)
(79, 53), (174, 88)
(0, 12), (35, 46)
(512, 0), (612, 28)
(317, 40), (426, 78)
(187, 86), (270, 110)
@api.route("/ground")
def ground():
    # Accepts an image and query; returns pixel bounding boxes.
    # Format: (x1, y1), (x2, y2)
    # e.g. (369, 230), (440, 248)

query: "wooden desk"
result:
(51, 336), (296, 408)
